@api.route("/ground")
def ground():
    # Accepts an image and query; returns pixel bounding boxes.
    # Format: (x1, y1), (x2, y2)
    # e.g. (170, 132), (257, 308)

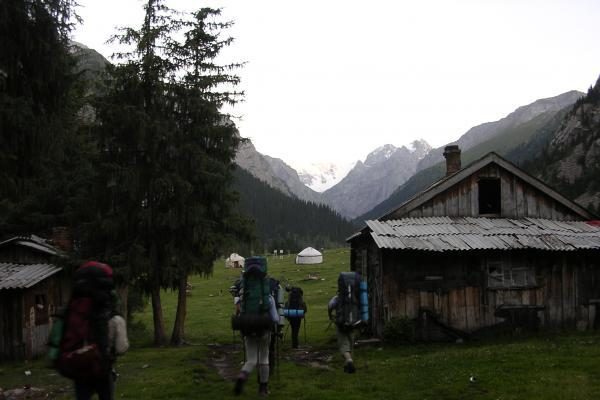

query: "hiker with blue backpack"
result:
(284, 286), (307, 349)
(328, 271), (369, 374)
(231, 256), (279, 397)
(49, 261), (129, 400)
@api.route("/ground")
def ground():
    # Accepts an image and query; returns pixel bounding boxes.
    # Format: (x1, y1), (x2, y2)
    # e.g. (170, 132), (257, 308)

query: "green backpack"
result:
(231, 256), (272, 335)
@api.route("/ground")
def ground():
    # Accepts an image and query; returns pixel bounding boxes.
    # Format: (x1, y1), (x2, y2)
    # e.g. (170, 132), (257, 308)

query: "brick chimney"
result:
(443, 145), (461, 176)
(51, 226), (73, 252)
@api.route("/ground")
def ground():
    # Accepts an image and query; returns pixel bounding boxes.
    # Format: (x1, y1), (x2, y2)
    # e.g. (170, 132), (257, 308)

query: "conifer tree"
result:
(167, 8), (247, 344)
(0, 0), (87, 238)
(90, 1), (248, 345)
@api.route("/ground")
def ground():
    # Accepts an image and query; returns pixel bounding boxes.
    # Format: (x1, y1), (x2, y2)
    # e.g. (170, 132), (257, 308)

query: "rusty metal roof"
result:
(366, 217), (600, 252)
(0, 263), (62, 290)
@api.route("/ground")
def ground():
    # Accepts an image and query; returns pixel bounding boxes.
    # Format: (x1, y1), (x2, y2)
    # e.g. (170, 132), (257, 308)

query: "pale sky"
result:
(73, 0), (600, 168)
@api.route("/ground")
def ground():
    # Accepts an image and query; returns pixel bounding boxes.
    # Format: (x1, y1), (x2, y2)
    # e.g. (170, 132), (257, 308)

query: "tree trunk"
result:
(116, 284), (128, 317)
(170, 274), (188, 346)
(151, 286), (167, 346)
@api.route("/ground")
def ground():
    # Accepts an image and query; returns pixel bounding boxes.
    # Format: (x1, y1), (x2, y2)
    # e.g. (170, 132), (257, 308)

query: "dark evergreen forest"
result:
(232, 168), (357, 255)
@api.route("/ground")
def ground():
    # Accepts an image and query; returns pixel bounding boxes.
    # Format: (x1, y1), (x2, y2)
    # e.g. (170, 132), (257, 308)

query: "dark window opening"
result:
(478, 178), (501, 215)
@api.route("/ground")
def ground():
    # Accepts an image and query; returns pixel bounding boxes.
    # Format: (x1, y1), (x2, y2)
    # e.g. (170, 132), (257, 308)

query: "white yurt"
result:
(295, 247), (323, 264)
(226, 253), (245, 268)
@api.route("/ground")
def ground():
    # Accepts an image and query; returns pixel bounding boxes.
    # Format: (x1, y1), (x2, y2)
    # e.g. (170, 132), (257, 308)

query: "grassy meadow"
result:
(3, 247), (600, 399)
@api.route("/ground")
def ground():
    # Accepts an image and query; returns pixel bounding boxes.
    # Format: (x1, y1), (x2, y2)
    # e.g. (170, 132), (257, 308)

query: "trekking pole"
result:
(243, 335), (247, 364)
(276, 329), (281, 380)
(303, 317), (307, 345)
(283, 323), (289, 343)
(257, 339), (261, 383)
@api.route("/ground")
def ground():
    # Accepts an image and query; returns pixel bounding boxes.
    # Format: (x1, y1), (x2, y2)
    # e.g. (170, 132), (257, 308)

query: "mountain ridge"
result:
(355, 89), (584, 224)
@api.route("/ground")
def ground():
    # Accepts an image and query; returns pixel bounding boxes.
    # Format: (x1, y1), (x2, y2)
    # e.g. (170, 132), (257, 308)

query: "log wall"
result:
(376, 250), (600, 338)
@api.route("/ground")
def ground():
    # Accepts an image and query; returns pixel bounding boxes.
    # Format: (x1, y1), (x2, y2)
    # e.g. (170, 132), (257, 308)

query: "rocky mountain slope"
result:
(357, 90), (584, 223)
(417, 91), (583, 171)
(263, 155), (323, 204)
(321, 140), (431, 219)
(234, 139), (322, 204)
(535, 76), (600, 213)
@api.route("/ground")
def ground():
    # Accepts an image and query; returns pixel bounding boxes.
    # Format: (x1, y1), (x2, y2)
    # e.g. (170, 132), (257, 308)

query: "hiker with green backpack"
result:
(231, 256), (280, 397)
(328, 271), (369, 374)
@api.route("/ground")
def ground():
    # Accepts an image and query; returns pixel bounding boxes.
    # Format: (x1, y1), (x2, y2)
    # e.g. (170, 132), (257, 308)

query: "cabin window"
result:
(487, 262), (536, 288)
(478, 178), (501, 215)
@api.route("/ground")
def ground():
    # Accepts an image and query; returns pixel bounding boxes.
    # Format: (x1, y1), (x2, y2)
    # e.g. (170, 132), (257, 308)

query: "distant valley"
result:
(235, 89), (589, 222)
(75, 42), (599, 240)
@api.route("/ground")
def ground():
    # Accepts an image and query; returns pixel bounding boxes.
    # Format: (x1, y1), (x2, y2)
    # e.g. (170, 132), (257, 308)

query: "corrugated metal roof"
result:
(0, 263), (62, 290)
(0, 235), (60, 256)
(366, 217), (600, 252)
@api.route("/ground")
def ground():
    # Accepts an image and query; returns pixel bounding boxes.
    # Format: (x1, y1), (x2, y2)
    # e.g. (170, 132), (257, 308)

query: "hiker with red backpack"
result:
(328, 271), (369, 374)
(51, 261), (129, 400)
(231, 256), (279, 397)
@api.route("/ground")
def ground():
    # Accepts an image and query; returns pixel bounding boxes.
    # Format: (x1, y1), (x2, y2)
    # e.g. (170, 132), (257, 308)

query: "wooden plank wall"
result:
(368, 244), (384, 336)
(404, 165), (580, 220)
(0, 292), (24, 361)
(351, 238), (385, 336)
(21, 277), (65, 359)
(380, 251), (600, 335)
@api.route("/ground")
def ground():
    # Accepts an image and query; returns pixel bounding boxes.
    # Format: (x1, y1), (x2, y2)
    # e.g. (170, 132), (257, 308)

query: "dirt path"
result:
(206, 343), (243, 381)
(282, 347), (334, 370)
(207, 342), (334, 381)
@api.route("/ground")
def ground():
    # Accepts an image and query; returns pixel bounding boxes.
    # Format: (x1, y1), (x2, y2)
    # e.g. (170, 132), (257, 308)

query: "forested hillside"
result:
(232, 167), (357, 254)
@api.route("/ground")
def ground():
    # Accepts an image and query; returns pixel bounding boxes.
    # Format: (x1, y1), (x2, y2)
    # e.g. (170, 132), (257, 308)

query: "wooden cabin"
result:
(0, 235), (69, 360)
(348, 146), (600, 340)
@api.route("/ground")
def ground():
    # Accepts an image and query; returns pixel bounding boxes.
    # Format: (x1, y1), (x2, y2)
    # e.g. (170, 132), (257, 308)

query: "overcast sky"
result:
(73, 0), (600, 168)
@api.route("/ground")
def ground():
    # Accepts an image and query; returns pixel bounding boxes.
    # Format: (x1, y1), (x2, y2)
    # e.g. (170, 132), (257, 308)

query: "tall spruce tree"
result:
(89, 0), (180, 345)
(90, 1), (247, 345)
(167, 8), (246, 344)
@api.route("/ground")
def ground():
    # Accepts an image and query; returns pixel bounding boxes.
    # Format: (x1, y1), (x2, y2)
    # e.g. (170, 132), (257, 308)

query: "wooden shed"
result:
(0, 236), (69, 360)
(348, 147), (600, 340)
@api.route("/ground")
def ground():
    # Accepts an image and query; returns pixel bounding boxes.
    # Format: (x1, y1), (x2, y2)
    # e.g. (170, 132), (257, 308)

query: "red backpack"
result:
(55, 262), (114, 381)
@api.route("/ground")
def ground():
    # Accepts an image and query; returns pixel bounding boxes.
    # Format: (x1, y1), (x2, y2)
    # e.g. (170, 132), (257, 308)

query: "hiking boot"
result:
(234, 371), (248, 396)
(258, 382), (269, 397)
(343, 361), (356, 374)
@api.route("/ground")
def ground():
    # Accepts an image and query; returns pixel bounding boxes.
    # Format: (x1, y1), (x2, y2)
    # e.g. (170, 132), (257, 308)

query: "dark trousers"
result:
(74, 373), (114, 400)
(289, 318), (302, 348)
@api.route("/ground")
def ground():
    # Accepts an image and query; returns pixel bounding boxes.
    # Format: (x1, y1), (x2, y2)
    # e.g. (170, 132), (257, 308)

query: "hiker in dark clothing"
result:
(57, 261), (129, 400)
(285, 286), (307, 349)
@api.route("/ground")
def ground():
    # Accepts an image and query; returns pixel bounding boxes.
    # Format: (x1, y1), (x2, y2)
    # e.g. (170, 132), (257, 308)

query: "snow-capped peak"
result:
(373, 144), (397, 159)
(294, 161), (357, 192)
(408, 139), (432, 160)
